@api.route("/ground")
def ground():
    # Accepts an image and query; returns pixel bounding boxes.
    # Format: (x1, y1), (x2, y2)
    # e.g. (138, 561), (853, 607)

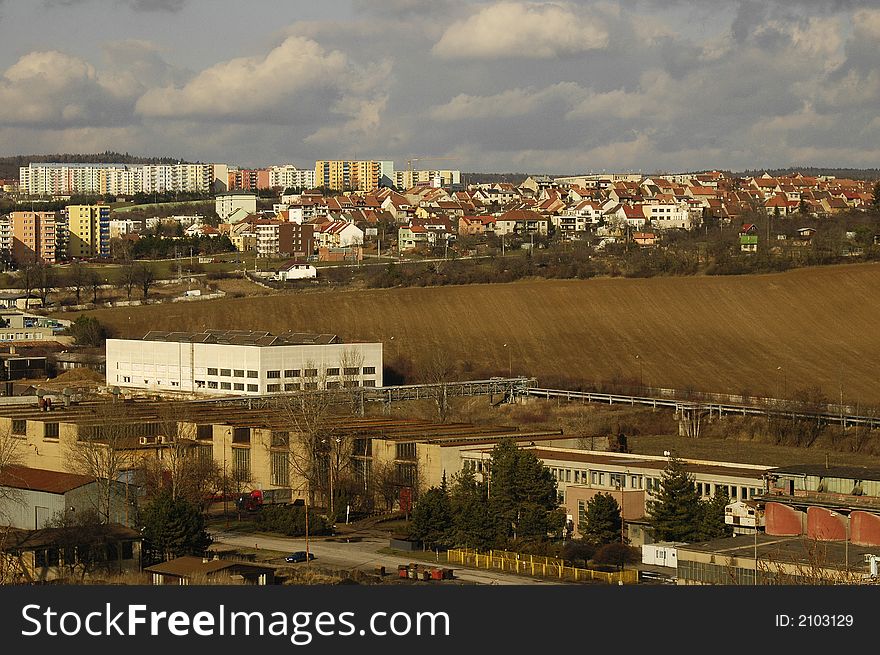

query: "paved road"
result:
(210, 530), (560, 586)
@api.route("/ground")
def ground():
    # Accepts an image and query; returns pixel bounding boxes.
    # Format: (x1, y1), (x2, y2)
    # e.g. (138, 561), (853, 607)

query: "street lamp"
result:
(503, 343), (511, 377)
(830, 511), (850, 577)
(776, 366), (783, 400)
(635, 354), (643, 392)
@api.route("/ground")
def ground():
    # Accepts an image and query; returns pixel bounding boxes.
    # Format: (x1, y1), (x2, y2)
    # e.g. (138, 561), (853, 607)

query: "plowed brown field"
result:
(61, 263), (880, 405)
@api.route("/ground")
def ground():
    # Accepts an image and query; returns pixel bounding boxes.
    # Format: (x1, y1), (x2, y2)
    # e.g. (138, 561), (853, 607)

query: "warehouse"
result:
(105, 330), (383, 395)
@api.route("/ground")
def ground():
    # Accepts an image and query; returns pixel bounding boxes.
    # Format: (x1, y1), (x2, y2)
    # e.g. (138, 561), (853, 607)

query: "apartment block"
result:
(19, 162), (221, 196)
(215, 192), (257, 222)
(395, 169), (461, 189)
(7, 211), (58, 264)
(268, 165), (316, 191)
(314, 160), (392, 192)
(252, 220), (313, 257)
(63, 205), (111, 259)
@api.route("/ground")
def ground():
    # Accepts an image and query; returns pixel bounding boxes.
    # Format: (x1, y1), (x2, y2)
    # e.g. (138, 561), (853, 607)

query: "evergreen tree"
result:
(448, 467), (497, 550)
(409, 485), (452, 549)
(488, 439), (561, 541)
(140, 491), (212, 564)
(696, 488), (733, 541)
(647, 456), (702, 542)
(581, 492), (623, 545)
(873, 181), (880, 209)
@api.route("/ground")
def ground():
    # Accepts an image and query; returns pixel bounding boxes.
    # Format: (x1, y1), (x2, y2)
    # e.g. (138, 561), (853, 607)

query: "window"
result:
(247, 370), (258, 378)
(271, 431), (289, 447)
(304, 368), (318, 377)
(304, 382), (318, 390)
(343, 381), (360, 388)
(267, 370), (281, 379)
(12, 419), (26, 436)
(196, 425), (213, 440)
(44, 422), (59, 439)
(195, 380), (205, 388)
(363, 380), (376, 387)
(343, 367), (360, 376)
(284, 383), (300, 391)
(234, 383), (244, 391)
(271, 451), (289, 486)
(220, 369), (231, 377)
(232, 448), (250, 479)
(326, 381), (341, 389)
(234, 369), (244, 378)
(220, 382), (232, 390)
(232, 427), (250, 444)
(285, 369), (299, 378)
(267, 384), (281, 393)
(574, 470), (580, 484)
(396, 442), (417, 461)
(565, 470), (571, 483)
(207, 368), (218, 376)
(363, 366), (376, 375)
(247, 384), (258, 392)
(326, 367), (340, 376)
(208, 381), (218, 389)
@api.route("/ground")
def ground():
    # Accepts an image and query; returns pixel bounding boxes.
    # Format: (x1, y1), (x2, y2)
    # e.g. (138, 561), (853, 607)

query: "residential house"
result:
(274, 260), (317, 281)
(740, 223), (759, 253)
(315, 220), (364, 249)
(632, 232), (658, 247)
(494, 210), (550, 237)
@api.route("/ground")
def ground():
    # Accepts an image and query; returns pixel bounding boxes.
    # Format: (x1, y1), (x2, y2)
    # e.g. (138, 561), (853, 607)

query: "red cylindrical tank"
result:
(851, 511), (880, 546)
(806, 507), (846, 541)
(765, 502), (805, 536)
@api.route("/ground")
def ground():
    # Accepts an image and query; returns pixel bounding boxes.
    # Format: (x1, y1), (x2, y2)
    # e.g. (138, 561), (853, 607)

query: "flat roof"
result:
(770, 464), (880, 483)
(0, 465), (95, 494)
(4, 524), (140, 550)
(0, 400), (560, 445)
(677, 533), (877, 569)
(138, 330), (341, 346)
(526, 448), (769, 480)
(144, 556), (274, 577)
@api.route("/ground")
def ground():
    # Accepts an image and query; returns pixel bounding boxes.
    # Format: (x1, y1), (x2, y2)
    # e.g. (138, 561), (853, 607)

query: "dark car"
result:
(285, 551), (316, 563)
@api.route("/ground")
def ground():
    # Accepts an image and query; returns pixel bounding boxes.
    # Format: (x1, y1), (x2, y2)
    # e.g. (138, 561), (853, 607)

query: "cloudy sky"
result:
(0, 0), (878, 173)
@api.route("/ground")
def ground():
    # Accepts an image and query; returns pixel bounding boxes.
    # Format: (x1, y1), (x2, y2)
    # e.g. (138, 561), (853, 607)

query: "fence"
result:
(446, 548), (637, 584)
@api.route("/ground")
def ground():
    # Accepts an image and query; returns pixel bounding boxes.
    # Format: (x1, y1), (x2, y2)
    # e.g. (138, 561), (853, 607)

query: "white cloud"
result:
(430, 83), (585, 121)
(432, 2), (608, 60)
(0, 50), (133, 127)
(137, 36), (356, 120)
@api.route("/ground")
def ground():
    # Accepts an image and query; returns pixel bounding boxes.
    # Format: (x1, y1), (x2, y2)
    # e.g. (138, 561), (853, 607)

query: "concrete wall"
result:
(107, 339), (383, 394)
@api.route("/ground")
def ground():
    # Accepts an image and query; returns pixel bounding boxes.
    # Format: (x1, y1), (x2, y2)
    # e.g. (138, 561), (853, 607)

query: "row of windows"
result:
(547, 466), (763, 499)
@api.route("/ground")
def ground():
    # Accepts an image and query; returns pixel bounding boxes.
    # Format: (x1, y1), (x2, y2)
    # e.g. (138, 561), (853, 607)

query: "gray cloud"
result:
(44, 0), (186, 11)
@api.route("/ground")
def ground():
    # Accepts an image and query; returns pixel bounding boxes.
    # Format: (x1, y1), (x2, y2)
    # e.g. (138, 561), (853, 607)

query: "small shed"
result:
(145, 556), (276, 585)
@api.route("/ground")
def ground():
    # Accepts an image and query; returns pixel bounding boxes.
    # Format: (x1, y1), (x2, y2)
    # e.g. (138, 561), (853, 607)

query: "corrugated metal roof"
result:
(139, 330), (340, 346)
(0, 465), (95, 493)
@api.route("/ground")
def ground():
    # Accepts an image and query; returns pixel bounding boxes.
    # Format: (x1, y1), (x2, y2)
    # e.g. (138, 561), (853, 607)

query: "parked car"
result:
(285, 551), (316, 563)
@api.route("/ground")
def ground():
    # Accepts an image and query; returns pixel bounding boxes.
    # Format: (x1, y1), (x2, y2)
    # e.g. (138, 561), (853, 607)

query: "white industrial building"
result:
(106, 330), (383, 395)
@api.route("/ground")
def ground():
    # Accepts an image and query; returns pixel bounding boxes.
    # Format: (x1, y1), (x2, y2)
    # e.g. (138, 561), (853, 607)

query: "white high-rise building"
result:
(268, 165), (316, 190)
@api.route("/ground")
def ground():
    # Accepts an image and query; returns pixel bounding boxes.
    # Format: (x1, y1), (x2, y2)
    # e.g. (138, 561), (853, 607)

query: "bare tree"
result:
(274, 363), (341, 513)
(0, 425), (23, 519)
(421, 349), (456, 423)
(65, 401), (139, 523)
(134, 262), (157, 300)
(14, 260), (39, 308)
(67, 260), (88, 304)
(117, 259), (138, 301)
(139, 404), (221, 509)
(35, 261), (55, 307)
(340, 348), (366, 415)
(86, 268), (103, 304)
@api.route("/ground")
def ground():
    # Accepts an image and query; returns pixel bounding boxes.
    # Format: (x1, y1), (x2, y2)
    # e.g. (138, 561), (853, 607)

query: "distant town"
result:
(0, 156), (879, 588)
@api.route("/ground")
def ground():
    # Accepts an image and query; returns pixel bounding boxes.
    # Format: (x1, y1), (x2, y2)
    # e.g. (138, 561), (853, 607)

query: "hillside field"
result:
(58, 262), (880, 406)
